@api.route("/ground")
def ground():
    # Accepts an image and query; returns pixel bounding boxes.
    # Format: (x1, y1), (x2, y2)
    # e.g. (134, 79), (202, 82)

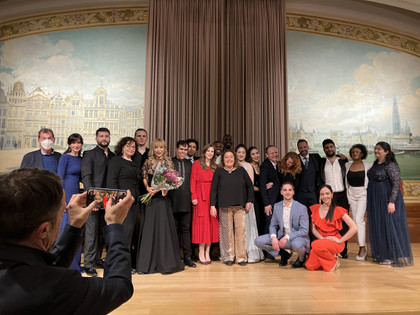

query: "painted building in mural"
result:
(0, 82), (144, 149)
(289, 96), (417, 155)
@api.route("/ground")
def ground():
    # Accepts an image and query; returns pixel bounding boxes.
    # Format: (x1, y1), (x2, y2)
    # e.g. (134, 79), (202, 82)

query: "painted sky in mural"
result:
(0, 25), (147, 108)
(287, 31), (420, 138)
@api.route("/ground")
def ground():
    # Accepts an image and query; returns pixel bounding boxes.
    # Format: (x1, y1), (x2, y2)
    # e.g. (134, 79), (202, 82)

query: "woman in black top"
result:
(107, 137), (139, 248)
(345, 144), (372, 261)
(246, 146), (264, 235)
(210, 150), (254, 266)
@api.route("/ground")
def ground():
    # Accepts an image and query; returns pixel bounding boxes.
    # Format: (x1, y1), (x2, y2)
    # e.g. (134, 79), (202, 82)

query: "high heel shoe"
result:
(356, 252), (367, 261)
(199, 260), (208, 265)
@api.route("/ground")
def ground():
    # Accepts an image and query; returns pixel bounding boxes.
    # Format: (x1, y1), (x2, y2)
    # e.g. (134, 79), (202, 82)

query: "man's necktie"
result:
(304, 157), (309, 169)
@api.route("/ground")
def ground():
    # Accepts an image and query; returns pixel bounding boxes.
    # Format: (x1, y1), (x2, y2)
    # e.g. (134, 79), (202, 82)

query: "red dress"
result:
(305, 204), (347, 272)
(190, 160), (219, 243)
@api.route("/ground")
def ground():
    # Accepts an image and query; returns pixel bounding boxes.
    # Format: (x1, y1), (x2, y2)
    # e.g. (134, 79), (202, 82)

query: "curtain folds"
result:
(145, 0), (288, 156)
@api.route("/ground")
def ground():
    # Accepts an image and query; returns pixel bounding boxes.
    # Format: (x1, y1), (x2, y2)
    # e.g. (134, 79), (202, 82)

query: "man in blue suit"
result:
(20, 128), (61, 173)
(255, 182), (310, 268)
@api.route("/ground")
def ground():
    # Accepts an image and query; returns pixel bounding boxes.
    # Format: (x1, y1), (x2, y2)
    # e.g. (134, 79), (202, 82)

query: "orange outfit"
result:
(305, 204), (347, 272)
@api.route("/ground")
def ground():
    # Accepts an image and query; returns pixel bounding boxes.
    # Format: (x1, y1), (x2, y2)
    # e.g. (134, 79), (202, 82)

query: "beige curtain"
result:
(145, 0), (288, 157)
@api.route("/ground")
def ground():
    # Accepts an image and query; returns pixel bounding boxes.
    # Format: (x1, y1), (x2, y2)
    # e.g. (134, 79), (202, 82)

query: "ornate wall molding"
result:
(287, 13), (420, 58)
(0, 7), (148, 42)
(1, 9), (419, 58)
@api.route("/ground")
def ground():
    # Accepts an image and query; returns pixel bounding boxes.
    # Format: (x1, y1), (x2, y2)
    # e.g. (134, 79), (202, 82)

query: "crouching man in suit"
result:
(0, 168), (135, 314)
(255, 182), (310, 268)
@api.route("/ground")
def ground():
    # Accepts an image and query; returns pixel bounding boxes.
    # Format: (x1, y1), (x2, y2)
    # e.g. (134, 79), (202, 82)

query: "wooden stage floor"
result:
(109, 243), (420, 314)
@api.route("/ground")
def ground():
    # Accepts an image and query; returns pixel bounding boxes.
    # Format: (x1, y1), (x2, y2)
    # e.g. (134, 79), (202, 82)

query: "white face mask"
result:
(40, 139), (54, 151)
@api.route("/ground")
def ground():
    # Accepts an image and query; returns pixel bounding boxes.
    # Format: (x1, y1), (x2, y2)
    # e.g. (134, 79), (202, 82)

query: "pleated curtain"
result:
(144, 0), (288, 156)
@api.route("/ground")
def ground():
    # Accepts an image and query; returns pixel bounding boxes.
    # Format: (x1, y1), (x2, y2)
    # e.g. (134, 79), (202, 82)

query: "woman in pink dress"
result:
(190, 143), (218, 264)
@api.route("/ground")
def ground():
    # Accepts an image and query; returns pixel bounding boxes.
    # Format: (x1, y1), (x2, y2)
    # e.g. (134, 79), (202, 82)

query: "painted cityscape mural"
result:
(287, 31), (420, 190)
(0, 25), (147, 171)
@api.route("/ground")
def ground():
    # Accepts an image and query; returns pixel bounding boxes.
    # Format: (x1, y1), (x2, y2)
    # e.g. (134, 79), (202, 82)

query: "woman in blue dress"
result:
(57, 133), (83, 271)
(367, 141), (413, 267)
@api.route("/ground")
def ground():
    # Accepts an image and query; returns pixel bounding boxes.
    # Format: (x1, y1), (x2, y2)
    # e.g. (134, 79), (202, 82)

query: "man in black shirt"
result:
(169, 140), (196, 268)
(81, 127), (115, 276)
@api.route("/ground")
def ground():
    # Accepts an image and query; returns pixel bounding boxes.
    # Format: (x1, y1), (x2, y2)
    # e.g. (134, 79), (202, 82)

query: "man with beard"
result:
(131, 128), (149, 273)
(319, 139), (349, 258)
(213, 140), (223, 165)
(296, 139), (321, 208)
(222, 134), (233, 151)
(81, 127), (115, 276)
(20, 128), (61, 173)
(185, 139), (199, 163)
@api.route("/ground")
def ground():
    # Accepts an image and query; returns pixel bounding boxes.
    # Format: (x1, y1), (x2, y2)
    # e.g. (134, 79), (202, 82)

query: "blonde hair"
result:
(148, 138), (171, 168)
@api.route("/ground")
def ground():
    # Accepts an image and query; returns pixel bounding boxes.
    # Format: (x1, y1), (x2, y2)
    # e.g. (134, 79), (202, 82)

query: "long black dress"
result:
(136, 158), (184, 274)
(367, 162), (413, 267)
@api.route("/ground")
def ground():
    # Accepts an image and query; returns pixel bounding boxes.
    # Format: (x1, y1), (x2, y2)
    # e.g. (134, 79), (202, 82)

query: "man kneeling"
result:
(0, 168), (134, 314)
(254, 182), (310, 268)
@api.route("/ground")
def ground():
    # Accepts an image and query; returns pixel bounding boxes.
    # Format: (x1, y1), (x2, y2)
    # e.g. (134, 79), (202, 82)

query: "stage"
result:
(109, 243), (420, 314)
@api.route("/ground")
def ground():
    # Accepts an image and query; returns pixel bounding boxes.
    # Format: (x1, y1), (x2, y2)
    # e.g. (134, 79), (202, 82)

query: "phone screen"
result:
(86, 187), (127, 210)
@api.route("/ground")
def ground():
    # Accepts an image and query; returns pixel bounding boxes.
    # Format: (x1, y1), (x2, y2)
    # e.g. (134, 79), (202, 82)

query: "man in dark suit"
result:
(185, 138), (199, 163)
(81, 127), (115, 276)
(295, 139), (321, 208)
(0, 168), (134, 314)
(319, 139), (349, 258)
(255, 182), (310, 268)
(20, 128), (61, 173)
(259, 145), (280, 238)
(169, 140), (196, 268)
(131, 128), (150, 271)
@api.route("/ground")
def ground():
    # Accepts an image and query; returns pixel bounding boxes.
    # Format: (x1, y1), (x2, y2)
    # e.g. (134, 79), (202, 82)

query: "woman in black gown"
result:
(246, 146), (264, 235)
(367, 141), (413, 267)
(136, 138), (184, 274)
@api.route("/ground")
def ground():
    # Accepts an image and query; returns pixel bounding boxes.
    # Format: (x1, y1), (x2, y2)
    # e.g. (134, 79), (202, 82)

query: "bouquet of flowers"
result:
(140, 161), (184, 204)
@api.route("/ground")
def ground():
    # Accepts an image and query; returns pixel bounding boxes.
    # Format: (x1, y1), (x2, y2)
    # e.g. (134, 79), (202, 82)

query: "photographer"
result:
(0, 168), (134, 314)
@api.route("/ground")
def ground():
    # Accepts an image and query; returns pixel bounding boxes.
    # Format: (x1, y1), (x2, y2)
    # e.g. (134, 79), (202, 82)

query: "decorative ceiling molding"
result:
(0, 6), (147, 41)
(287, 13), (420, 57)
(0, 7), (419, 58)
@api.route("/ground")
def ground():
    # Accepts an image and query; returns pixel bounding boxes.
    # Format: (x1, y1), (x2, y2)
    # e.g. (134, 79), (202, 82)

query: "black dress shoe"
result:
(85, 267), (97, 277)
(131, 268), (137, 274)
(238, 261), (247, 266)
(225, 260), (234, 266)
(184, 258), (197, 268)
(95, 259), (105, 269)
(279, 250), (292, 266)
(339, 252), (348, 259)
(291, 259), (305, 268)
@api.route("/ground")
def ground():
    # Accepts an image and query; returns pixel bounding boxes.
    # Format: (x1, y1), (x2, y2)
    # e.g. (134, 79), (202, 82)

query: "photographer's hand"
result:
(67, 192), (99, 228)
(105, 190), (135, 225)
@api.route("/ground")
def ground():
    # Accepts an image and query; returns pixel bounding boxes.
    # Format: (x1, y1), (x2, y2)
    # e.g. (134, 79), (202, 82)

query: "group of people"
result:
(15, 128), (414, 277)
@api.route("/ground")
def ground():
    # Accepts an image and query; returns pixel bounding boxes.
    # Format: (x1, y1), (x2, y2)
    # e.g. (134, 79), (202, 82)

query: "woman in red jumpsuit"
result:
(306, 185), (358, 271)
(190, 143), (219, 264)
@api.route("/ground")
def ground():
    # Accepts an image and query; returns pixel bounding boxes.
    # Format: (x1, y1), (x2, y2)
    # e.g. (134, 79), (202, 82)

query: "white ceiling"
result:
(0, 0), (419, 38)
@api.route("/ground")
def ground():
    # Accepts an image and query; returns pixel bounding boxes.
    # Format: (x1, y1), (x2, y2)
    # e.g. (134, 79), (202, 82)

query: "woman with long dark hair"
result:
(367, 142), (413, 266)
(107, 137), (139, 249)
(246, 146), (265, 235)
(57, 133), (83, 271)
(305, 185), (357, 272)
(236, 144), (264, 263)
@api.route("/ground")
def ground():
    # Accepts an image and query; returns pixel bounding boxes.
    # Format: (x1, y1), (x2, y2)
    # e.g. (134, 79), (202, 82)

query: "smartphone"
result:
(86, 187), (127, 210)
